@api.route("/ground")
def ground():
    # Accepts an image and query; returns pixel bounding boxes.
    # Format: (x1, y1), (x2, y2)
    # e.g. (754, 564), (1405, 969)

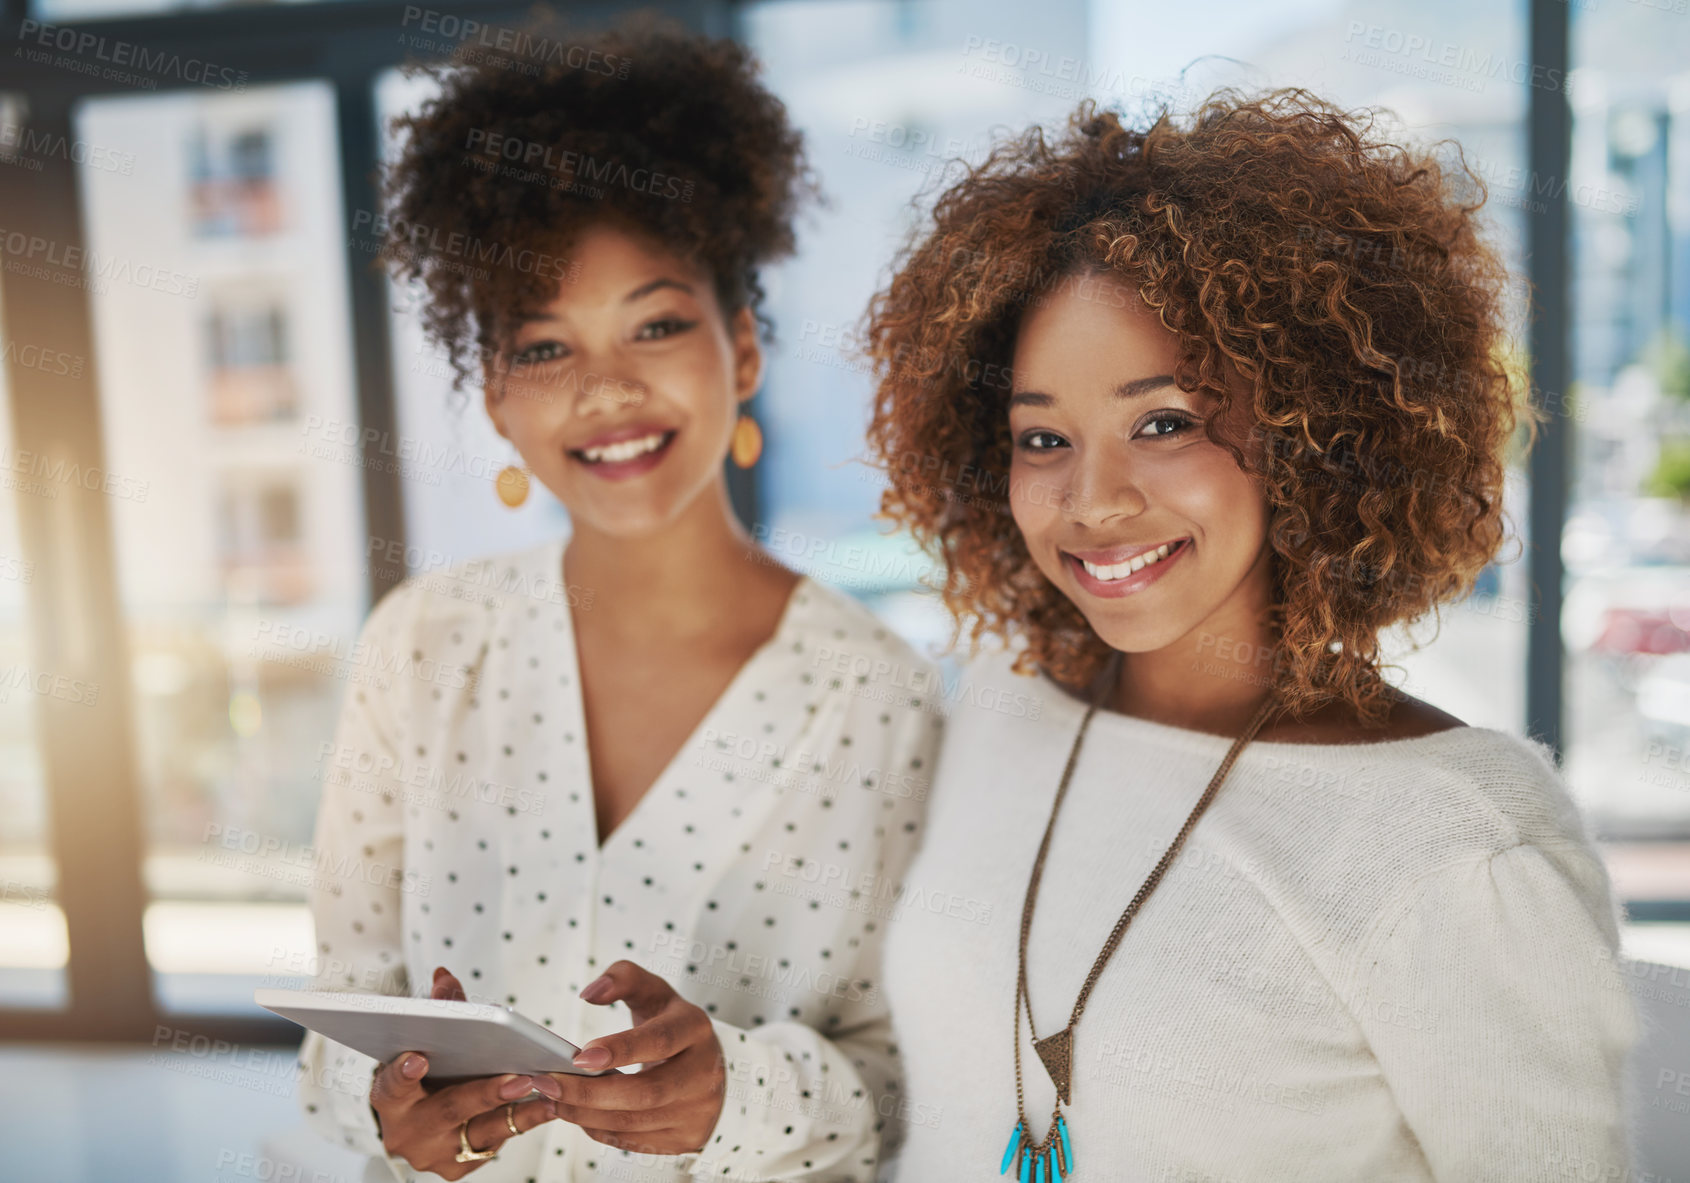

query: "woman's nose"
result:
(573, 367), (648, 413)
(1066, 453), (1148, 526)
(553, 345), (648, 416)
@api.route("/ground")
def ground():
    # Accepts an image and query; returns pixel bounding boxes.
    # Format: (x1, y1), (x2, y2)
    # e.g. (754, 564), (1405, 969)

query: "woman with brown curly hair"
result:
(294, 17), (942, 1183)
(868, 91), (1638, 1181)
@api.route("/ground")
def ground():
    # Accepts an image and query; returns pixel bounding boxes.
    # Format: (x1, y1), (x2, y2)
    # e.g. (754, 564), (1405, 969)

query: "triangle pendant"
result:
(1033, 1026), (1074, 1105)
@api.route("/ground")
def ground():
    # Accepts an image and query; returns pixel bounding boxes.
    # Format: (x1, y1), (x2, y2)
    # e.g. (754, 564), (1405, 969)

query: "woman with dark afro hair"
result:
(868, 91), (1638, 1180)
(295, 15), (943, 1183)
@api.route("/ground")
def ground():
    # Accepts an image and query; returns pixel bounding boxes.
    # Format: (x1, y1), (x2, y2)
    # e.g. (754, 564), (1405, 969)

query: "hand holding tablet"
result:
(260, 966), (598, 1174)
(538, 958), (728, 1157)
(265, 962), (728, 1170)
(369, 1046), (560, 1173)
(257, 971), (613, 1082)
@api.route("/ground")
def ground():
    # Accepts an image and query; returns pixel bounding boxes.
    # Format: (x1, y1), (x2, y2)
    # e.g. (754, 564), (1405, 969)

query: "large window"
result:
(76, 81), (366, 1013)
(744, 0), (1688, 974)
(1563, 0), (1690, 964)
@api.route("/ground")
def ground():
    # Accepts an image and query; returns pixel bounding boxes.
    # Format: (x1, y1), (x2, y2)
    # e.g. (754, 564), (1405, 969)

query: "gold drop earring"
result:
(495, 453), (530, 508)
(490, 378), (530, 507)
(731, 412), (763, 468)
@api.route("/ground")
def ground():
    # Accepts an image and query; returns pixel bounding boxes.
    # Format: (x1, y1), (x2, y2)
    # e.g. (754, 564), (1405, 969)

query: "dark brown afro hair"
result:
(863, 88), (1526, 726)
(377, 9), (817, 400)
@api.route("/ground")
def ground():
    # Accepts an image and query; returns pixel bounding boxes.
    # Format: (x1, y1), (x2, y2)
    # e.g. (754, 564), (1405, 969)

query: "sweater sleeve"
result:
(294, 583), (418, 1176)
(1348, 841), (1640, 1181)
(680, 698), (945, 1182)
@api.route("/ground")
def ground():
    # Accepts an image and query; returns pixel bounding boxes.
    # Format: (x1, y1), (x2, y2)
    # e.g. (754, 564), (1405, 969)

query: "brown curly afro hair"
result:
(376, 10), (817, 402)
(862, 88), (1526, 726)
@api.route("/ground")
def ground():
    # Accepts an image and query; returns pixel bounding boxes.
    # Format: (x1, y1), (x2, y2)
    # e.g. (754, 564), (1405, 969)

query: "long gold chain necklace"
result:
(1002, 651), (1278, 1181)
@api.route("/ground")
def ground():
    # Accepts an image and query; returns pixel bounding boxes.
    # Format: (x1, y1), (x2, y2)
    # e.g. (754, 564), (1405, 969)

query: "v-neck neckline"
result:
(545, 536), (814, 855)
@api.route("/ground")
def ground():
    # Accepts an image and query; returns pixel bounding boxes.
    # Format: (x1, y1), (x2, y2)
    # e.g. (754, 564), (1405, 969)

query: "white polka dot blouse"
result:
(296, 535), (946, 1182)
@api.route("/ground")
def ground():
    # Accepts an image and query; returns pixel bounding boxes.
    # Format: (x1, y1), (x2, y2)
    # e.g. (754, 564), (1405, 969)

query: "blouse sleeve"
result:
(681, 698), (946, 1182)
(1348, 841), (1640, 1181)
(294, 583), (419, 1173)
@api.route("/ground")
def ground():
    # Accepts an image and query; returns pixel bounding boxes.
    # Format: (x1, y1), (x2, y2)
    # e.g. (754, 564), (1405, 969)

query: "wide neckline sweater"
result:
(879, 646), (1639, 1182)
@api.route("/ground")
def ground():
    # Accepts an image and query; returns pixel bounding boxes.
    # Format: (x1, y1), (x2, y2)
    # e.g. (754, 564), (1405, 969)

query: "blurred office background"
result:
(2, 0), (1688, 1178)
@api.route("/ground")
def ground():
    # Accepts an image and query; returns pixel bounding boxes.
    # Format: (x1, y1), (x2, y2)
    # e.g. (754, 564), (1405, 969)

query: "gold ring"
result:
(454, 1118), (498, 1163)
(505, 1101), (520, 1136)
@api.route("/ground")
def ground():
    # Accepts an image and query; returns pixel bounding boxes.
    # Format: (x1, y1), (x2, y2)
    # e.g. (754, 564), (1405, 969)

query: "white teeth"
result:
(1079, 542), (1176, 582)
(579, 431), (668, 463)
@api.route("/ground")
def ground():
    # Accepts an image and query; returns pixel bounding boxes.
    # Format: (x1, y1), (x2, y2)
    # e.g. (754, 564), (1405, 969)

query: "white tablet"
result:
(256, 988), (616, 1082)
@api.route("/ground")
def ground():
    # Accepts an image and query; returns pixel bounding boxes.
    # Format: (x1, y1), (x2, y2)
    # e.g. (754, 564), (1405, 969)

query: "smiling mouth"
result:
(1067, 538), (1189, 582)
(568, 430), (676, 465)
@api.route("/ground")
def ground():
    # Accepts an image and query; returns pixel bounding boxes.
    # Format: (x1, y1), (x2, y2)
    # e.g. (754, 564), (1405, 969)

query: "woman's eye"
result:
(513, 341), (567, 366)
(1136, 412), (1193, 439)
(1017, 429), (1068, 452)
(637, 316), (696, 341)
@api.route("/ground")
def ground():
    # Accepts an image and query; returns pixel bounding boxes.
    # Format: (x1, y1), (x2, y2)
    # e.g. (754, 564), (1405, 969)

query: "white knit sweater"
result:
(879, 646), (1640, 1182)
